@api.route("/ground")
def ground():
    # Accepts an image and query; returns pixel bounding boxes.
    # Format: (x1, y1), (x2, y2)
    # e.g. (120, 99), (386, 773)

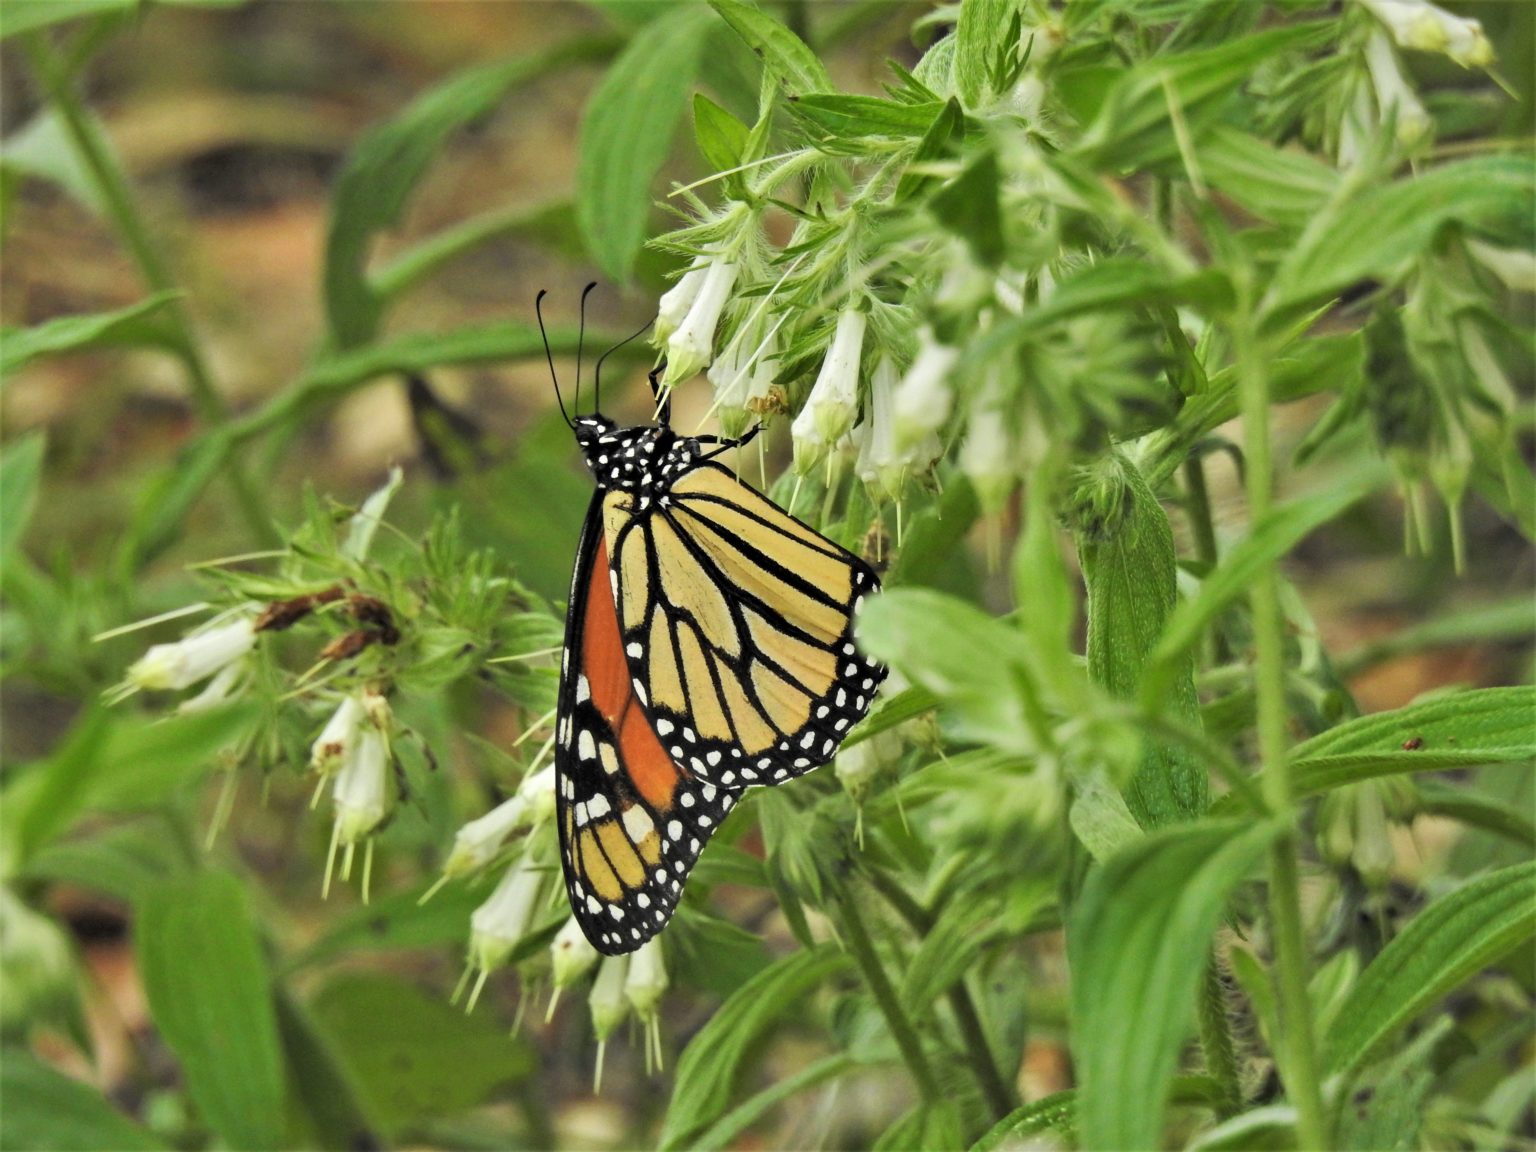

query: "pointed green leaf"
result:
(0, 294), (179, 380)
(0, 1051), (166, 1150)
(577, 6), (712, 282)
(708, 0), (830, 99)
(693, 92), (750, 174)
(1324, 862), (1536, 1077)
(954, 0), (1015, 107)
(0, 431), (45, 559)
(660, 945), (852, 1150)
(137, 872), (285, 1150)
(1070, 819), (1277, 1150)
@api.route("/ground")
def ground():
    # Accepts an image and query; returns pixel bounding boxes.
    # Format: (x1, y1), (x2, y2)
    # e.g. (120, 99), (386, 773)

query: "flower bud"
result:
(1362, 0), (1493, 67)
(664, 258), (739, 385)
(516, 764), (557, 827)
(1364, 32), (1431, 147)
(343, 466), (403, 561)
(128, 615), (256, 692)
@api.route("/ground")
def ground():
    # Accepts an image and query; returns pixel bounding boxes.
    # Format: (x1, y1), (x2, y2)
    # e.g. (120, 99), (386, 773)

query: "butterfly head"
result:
(574, 418), (698, 497)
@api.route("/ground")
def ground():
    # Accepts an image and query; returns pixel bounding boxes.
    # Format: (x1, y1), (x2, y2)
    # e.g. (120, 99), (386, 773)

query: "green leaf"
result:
(790, 95), (945, 141)
(137, 872), (285, 1151)
(1266, 156), (1536, 323)
(690, 1053), (861, 1152)
(856, 588), (1033, 754)
(1324, 862), (1536, 1077)
(1288, 687), (1536, 797)
(928, 148), (1003, 268)
(1197, 125), (1339, 225)
(1141, 465), (1384, 708)
(0, 0), (241, 38)
(0, 432), (45, 560)
(660, 945), (852, 1150)
(283, 881), (482, 971)
(954, 0), (1015, 107)
(0, 293), (180, 380)
(325, 41), (612, 348)
(23, 817), (191, 904)
(693, 91), (750, 175)
(1070, 819), (1277, 1151)
(309, 973), (532, 1139)
(708, 0), (830, 99)
(1416, 780), (1536, 849)
(895, 97), (964, 203)
(1077, 23), (1329, 170)
(1335, 1017), (1449, 1152)
(0, 1050), (166, 1150)
(1078, 454), (1207, 828)
(971, 1090), (1077, 1151)
(273, 989), (378, 1152)
(577, 6), (713, 282)
(1, 110), (109, 216)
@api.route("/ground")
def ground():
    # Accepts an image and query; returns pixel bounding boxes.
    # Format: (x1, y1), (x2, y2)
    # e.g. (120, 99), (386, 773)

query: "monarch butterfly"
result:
(542, 289), (885, 955)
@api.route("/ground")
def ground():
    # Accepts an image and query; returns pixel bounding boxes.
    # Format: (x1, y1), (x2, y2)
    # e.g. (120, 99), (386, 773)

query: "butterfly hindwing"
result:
(555, 494), (738, 955)
(604, 462), (885, 791)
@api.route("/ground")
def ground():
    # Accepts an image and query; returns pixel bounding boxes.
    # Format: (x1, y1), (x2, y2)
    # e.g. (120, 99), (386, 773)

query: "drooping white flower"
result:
(127, 615), (257, 692)
(176, 659), (248, 715)
(792, 308), (866, 474)
(892, 328), (957, 457)
(331, 725), (391, 846)
(515, 763), (557, 827)
(625, 939), (670, 1073)
(310, 694), (367, 778)
(550, 915), (602, 989)
(1361, 0), (1493, 67)
(709, 323), (781, 439)
(664, 258), (739, 386)
(960, 405), (1017, 515)
(1364, 32), (1431, 147)
(589, 953), (632, 1092)
(440, 793), (531, 879)
(467, 855), (545, 977)
(653, 256), (711, 346)
(857, 356), (942, 502)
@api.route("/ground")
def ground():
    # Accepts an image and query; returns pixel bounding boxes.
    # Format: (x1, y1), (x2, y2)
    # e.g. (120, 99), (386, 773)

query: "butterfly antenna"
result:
(575, 280), (597, 415)
(592, 315), (655, 415)
(536, 289), (573, 429)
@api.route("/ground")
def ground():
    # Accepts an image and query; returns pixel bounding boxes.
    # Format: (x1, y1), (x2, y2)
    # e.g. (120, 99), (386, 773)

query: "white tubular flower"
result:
(310, 694), (367, 778)
(589, 953), (632, 1091)
(792, 308), (867, 474)
(441, 793), (531, 879)
(1365, 32), (1431, 146)
(551, 915), (601, 989)
(624, 938), (669, 1018)
(516, 763), (557, 827)
(1361, 0), (1493, 67)
(654, 256), (710, 346)
(468, 856), (546, 976)
(960, 407), (1017, 515)
(892, 328), (957, 457)
(1466, 239), (1536, 294)
(858, 356), (942, 502)
(708, 326), (774, 439)
(331, 727), (392, 846)
(176, 659), (247, 715)
(127, 615), (256, 692)
(664, 258), (739, 385)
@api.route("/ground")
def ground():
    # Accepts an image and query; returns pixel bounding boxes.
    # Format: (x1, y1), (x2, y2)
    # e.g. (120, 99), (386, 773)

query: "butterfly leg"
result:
(696, 423), (763, 460)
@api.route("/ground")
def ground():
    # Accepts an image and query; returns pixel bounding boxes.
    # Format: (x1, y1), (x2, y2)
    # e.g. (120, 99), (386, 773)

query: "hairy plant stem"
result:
(1234, 307), (1329, 1149)
(837, 888), (941, 1105)
(864, 869), (1018, 1121)
(23, 33), (273, 548)
(1197, 957), (1243, 1119)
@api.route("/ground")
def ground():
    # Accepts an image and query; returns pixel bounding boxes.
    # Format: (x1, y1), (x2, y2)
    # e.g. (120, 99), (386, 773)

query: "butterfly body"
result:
(555, 410), (885, 954)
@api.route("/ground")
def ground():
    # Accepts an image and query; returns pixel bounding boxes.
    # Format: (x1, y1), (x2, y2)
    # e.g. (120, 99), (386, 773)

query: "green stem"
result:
(23, 32), (274, 547)
(837, 889), (941, 1105)
(1234, 306), (1329, 1149)
(865, 869), (1017, 1121)
(1197, 957), (1242, 1119)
